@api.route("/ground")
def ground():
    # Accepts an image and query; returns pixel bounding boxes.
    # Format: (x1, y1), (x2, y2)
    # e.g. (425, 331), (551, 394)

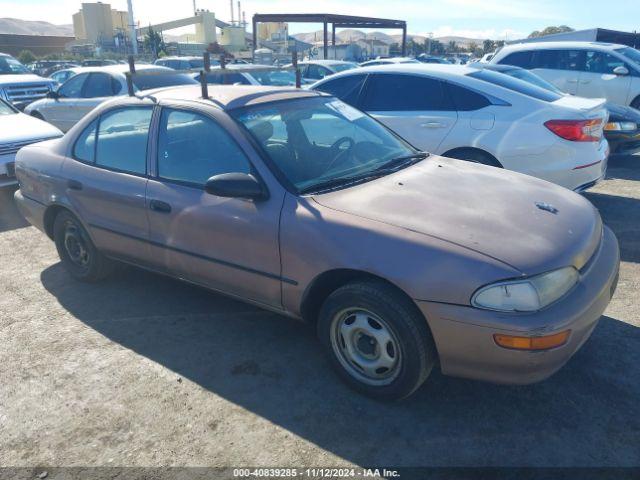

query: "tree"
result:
(528, 25), (574, 38)
(143, 26), (165, 59)
(18, 50), (36, 64)
(430, 40), (445, 55)
(483, 39), (496, 54)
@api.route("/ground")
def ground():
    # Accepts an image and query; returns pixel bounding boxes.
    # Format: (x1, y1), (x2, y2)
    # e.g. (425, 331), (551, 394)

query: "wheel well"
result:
(631, 95), (640, 110)
(43, 204), (71, 239)
(300, 269), (419, 324)
(441, 147), (502, 167)
(30, 110), (44, 120)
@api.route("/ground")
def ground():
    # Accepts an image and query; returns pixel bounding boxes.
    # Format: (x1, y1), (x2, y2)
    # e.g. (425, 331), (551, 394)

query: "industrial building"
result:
(72, 2), (130, 44)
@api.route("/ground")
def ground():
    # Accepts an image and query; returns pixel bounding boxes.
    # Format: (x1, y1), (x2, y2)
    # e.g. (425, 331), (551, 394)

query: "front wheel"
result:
(318, 281), (437, 400)
(53, 210), (114, 282)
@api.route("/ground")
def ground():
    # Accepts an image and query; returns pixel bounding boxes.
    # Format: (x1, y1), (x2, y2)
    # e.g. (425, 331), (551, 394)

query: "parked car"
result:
(0, 98), (61, 187)
(195, 65), (298, 86)
(359, 57), (420, 67)
(14, 85), (619, 400)
(49, 68), (78, 85)
(417, 55), (451, 64)
(81, 59), (118, 67)
(155, 56), (219, 70)
(25, 65), (198, 131)
(476, 63), (640, 154)
(312, 64), (609, 192)
(491, 41), (640, 108)
(294, 60), (358, 81)
(477, 53), (495, 63)
(0, 53), (56, 110)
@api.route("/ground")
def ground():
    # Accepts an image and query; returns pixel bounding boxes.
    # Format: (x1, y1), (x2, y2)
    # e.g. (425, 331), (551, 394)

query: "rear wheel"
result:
(53, 211), (113, 282)
(445, 149), (503, 168)
(318, 281), (436, 400)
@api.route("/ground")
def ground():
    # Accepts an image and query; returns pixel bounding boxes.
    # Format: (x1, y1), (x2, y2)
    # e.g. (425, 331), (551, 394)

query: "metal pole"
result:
(199, 71), (208, 98)
(332, 24), (336, 60)
(203, 51), (211, 72)
(252, 17), (258, 54)
(220, 54), (226, 69)
(323, 21), (328, 59)
(125, 73), (134, 96)
(292, 50), (300, 89)
(126, 0), (138, 55)
(401, 25), (407, 56)
(128, 55), (136, 74)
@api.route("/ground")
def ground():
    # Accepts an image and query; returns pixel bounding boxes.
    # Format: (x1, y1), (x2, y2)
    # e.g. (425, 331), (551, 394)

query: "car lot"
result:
(1, 153), (639, 468)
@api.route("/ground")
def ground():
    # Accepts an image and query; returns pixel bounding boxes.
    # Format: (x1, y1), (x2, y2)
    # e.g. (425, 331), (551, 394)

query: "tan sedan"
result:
(15, 86), (620, 400)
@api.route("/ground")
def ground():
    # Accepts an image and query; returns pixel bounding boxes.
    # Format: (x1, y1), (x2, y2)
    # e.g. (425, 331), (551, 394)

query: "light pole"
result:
(127, 0), (138, 55)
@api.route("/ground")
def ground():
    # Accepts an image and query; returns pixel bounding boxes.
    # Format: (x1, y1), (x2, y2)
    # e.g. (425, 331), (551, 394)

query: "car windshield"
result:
(231, 96), (421, 194)
(616, 47), (640, 66)
(331, 63), (358, 73)
(248, 69), (297, 86)
(468, 69), (563, 102)
(132, 72), (199, 91)
(504, 68), (564, 94)
(0, 55), (30, 74)
(0, 99), (16, 115)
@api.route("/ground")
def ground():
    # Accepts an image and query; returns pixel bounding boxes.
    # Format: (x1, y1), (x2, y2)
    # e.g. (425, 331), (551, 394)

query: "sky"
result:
(3, 0), (640, 40)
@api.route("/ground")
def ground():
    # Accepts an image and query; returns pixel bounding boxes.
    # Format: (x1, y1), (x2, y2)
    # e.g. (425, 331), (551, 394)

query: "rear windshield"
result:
(468, 69), (563, 102)
(132, 72), (198, 91)
(616, 47), (640, 66)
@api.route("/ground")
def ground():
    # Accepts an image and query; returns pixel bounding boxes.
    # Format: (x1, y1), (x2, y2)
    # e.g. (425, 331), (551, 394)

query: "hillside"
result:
(293, 29), (485, 47)
(0, 18), (73, 36)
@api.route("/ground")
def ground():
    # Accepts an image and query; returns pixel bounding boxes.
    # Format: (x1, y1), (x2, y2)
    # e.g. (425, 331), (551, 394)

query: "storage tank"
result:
(219, 26), (246, 52)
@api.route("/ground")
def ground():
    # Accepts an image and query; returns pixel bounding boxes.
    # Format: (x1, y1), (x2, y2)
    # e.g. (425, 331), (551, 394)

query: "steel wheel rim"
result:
(330, 307), (402, 386)
(63, 221), (90, 268)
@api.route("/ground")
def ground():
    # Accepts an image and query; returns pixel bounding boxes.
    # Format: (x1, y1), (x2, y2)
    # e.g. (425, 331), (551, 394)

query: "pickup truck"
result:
(0, 53), (56, 110)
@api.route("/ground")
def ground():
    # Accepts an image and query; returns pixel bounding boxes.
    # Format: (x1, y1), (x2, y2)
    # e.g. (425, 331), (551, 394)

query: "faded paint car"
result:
(14, 85), (619, 400)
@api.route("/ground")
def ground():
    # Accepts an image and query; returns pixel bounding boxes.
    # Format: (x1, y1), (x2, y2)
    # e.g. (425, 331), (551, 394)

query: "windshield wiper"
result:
(374, 151), (429, 173)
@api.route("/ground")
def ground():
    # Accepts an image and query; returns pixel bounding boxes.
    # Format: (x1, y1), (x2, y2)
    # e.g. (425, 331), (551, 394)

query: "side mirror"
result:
(204, 172), (267, 200)
(613, 66), (629, 76)
(47, 89), (59, 99)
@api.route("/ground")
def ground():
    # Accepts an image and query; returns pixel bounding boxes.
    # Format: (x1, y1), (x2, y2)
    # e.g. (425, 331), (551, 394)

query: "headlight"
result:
(472, 267), (579, 312)
(604, 121), (637, 132)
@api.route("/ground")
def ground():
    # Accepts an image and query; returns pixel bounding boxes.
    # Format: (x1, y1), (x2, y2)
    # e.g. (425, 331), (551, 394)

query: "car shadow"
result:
(40, 263), (640, 467)
(584, 191), (640, 263)
(0, 185), (29, 233)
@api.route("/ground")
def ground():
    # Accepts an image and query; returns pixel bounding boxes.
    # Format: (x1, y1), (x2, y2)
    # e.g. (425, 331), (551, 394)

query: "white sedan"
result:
(0, 98), (61, 187)
(311, 63), (609, 192)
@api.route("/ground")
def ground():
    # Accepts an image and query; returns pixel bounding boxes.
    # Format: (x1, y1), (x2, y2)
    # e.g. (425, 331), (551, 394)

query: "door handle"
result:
(420, 122), (447, 128)
(580, 80), (591, 84)
(567, 79), (579, 83)
(149, 199), (172, 213)
(67, 179), (83, 191)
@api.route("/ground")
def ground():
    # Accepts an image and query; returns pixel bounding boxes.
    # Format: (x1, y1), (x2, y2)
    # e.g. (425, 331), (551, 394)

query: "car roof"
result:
(156, 56), (202, 61)
(141, 84), (325, 111)
(331, 63), (478, 79)
(500, 41), (627, 52)
(62, 64), (172, 75)
(300, 60), (355, 65)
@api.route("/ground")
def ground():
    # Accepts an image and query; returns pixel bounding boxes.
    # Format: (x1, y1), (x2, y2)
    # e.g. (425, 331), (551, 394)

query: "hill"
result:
(0, 18), (73, 36)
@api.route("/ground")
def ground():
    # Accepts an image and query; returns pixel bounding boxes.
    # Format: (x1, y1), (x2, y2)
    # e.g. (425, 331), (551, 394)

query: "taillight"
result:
(544, 119), (604, 142)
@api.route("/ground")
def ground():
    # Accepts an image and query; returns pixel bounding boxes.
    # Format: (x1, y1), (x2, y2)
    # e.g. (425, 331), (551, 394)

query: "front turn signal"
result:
(493, 330), (571, 351)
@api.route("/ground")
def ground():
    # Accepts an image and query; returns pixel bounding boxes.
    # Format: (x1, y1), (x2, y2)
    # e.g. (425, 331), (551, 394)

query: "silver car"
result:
(25, 65), (198, 132)
(15, 86), (620, 400)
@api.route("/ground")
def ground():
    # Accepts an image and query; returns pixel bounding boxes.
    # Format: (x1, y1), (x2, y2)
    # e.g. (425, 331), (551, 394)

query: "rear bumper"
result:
(417, 226), (620, 385)
(14, 190), (47, 234)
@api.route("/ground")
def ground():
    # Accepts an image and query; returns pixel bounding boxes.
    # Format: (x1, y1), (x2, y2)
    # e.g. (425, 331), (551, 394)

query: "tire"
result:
(53, 210), (113, 282)
(446, 149), (502, 168)
(317, 280), (437, 401)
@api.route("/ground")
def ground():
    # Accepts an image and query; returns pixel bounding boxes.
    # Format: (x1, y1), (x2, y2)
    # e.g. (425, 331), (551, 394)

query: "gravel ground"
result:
(0, 154), (639, 470)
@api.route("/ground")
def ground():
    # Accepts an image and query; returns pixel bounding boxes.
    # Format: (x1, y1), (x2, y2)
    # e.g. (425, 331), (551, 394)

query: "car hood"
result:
(312, 157), (602, 275)
(0, 74), (55, 85)
(0, 112), (62, 143)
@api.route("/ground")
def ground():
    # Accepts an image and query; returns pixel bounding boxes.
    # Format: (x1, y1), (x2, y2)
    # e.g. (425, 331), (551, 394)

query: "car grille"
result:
(0, 137), (55, 156)
(3, 83), (51, 104)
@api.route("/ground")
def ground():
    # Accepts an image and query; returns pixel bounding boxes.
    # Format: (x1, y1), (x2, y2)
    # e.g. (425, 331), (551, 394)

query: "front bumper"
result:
(417, 226), (620, 385)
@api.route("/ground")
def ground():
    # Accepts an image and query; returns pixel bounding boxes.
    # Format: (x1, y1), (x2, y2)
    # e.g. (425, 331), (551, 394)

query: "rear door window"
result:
(314, 74), (367, 105)
(361, 74), (454, 111)
(58, 73), (88, 98)
(498, 51), (533, 68)
(95, 107), (153, 175)
(531, 49), (584, 71)
(446, 83), (491, 111)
